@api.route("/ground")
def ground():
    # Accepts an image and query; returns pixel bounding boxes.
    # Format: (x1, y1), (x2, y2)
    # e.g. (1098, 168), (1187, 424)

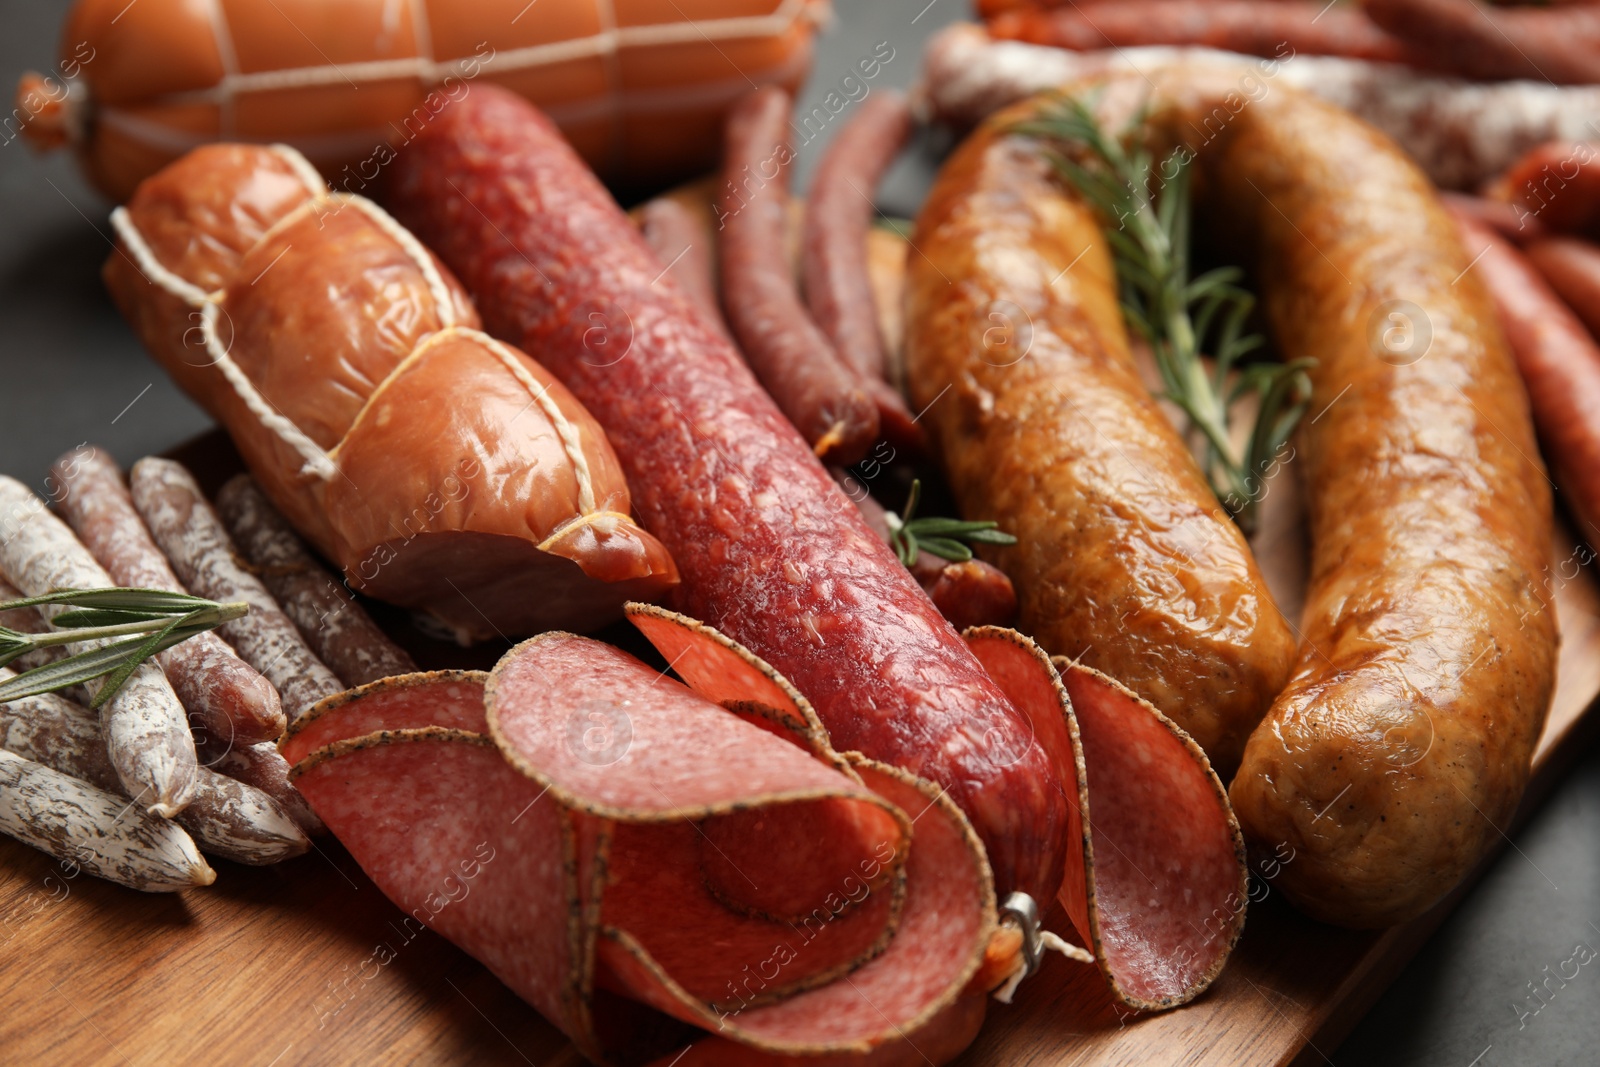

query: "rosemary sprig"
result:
(1012, 94), (1314, 533)
(886, 480), (1017, 567)
(0, 588), (247, 708)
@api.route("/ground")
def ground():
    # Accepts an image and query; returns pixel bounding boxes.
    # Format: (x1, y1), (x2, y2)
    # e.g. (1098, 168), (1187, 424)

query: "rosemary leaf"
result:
(1014, 93), (1315, 534)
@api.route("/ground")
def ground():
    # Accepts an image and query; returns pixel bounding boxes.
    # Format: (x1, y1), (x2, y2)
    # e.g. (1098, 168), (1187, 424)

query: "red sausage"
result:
(385, 85), (1068, 905)
(717, 87), (881, 466)
(1450, 206), (1600, 548)
(803, 92), (911, 385)
(634, 195), (729, 335)
(804, 90), (925, 455)
(1527, 235), (1600, 342)
(1366, 0), (1600, 84)
(1440, 191), (1550, 245)
(1491, 142), (1600, 238)
(992, 1), (1412, 63)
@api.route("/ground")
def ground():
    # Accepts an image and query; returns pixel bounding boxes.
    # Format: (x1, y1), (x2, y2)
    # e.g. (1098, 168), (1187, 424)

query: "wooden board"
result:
(3, 433), (1597, 1067)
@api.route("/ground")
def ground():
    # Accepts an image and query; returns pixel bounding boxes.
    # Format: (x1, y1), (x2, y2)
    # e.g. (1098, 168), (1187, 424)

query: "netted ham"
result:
(16, 0), (829, 201)
(103, 143), (677, 642)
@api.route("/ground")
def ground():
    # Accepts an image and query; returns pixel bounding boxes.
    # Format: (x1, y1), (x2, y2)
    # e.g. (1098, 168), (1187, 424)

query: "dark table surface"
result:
(2, 1), (1599, 1063)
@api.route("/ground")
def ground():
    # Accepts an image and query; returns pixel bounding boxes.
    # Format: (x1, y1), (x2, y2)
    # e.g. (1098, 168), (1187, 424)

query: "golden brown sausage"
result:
(103, 143), (677, 641)
(17, 0), (828, 202)
(904, 87), (1296, 778)
(911, 71), (1559, 928)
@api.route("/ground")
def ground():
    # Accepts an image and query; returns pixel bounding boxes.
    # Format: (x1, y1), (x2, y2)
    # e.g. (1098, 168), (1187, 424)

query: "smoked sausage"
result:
(905, 92), (1297, 777)
(103, 142), (677, 641)
(16, 0), (828, 202)
(384, 85), (1070, 907)
(1449, 210), (1600, 553)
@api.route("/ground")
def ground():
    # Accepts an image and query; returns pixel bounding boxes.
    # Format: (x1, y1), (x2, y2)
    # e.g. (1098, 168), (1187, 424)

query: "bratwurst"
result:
(910, 72), (1559, 927)
(905, 84), (1297, 778)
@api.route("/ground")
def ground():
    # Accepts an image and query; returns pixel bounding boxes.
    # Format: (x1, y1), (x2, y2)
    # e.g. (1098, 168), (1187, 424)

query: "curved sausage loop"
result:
(964, 628), (1246, 1011)
(281, 615), (1000, 1064)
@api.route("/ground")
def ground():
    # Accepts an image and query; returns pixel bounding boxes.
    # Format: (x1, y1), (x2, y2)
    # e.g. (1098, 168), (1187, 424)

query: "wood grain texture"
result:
(2, 435), (1595, 1066)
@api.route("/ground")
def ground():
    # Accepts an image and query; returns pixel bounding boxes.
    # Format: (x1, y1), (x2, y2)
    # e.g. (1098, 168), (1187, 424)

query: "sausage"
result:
(202, 739), (322, 837)
(0, 750), (213, 892)
(0, 475), (198, 818)
(384, 85), (1069, 906)
(0, 669), (308, 865)
(214, 474), (415, 688)
(1113, 74), (1559, 928)
(130, 457), (344, 723)
(991, 1), (1413, 63)
(836, 471), (1019, 632)
(1439, 189), (1550, 244)
(718, 86), (881, 465)
(0, 577), (65, 675)
(1448, 210), (1600, 550)
(804, 90), (911, 384)
(50, 447), (285, 746)
(1365, 0), (1600, 84)
(15, 0), (826, 202)
(905, 94), (1297, 778)
(1527, 234), (1600, 340)
(103, 142), (677, 642)
(633, 195), (729, 334)
(803, 90), (926, 455)
(1491, 141), (1600, 239)
(919, 22), (1600, 191)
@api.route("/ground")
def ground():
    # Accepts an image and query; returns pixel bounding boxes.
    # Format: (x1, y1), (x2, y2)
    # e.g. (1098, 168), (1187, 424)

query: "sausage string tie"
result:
(110, 145), (600, 518)
(992, 891), (1094, 1004)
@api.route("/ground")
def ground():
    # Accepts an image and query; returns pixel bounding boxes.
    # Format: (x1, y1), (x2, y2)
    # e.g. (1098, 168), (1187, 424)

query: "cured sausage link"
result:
(0, 669), (308, 865)
(129, 458), (344, 723)
(718, 86), (881, 465)
(0, 476), (198, 818)
(384, 85), (1069, 905)
(1449, 210), (1600, 552)
(1203, 77), (1559, 928)
(50, 447), (286, 746)
(215, 475), (415, 689)
(803, 90), (913, 385)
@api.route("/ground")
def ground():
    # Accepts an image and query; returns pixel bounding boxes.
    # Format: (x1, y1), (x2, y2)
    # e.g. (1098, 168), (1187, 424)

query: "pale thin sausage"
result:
(129, 458), (343, 723)
(0, 475), (197, 818)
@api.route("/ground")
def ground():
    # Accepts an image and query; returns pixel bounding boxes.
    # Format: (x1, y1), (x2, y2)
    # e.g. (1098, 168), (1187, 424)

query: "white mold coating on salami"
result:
(0, 476), (198, 818)
(128, 459), (342, 721)
(51, 447), (286, 747)
(0, 670), (308, 865)
(0, 749), (213, 892)
(215, 474), (414, 688)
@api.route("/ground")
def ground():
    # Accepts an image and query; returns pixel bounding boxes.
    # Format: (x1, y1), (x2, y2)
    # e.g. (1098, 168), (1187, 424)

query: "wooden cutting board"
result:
(2, 433), (1596, 1067)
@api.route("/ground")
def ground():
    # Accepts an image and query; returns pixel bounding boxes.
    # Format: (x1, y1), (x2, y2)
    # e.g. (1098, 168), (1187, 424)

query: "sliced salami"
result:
(284, 612), (1001, 1063)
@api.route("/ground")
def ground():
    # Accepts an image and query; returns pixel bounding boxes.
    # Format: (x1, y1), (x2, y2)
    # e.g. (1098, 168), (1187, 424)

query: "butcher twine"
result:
(109, 143), (599, 516)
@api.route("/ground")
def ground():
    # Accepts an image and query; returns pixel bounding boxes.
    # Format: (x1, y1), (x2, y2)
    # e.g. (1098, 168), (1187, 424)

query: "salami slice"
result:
(383, 84), (1070, 910)
(964, 629), (1245, 1009)
(283, 611), (1002, 1063)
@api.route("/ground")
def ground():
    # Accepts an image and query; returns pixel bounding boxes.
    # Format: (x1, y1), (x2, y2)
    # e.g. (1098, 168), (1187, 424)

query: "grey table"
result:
(1, 1), (1598, 1063)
